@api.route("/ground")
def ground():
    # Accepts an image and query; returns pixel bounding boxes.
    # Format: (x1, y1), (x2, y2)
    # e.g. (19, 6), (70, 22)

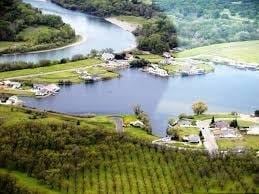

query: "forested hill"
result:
(0, 0), (76, 54)
(153, 0), (259, 48)
(51, 0), (155, 18)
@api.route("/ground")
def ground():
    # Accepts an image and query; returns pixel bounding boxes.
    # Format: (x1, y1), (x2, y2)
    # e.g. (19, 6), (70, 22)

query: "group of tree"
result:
(133, 105), (152, 134)
(135, 15), (178, 53)
(51, 0), (156, 18)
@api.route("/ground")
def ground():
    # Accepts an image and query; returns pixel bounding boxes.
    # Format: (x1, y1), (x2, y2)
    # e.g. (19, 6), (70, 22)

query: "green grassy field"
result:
(177, 127), (200, 137)
(217, 135), (259, 151)
(123, 115), (158, 142)
(17, 66), (118, 84)
(0, 41), (25, 52)
(177, 40), (259, 64)
(0, 58), (101, 79)
(0, 169), (60, 194)
(136, 54), (163, 63)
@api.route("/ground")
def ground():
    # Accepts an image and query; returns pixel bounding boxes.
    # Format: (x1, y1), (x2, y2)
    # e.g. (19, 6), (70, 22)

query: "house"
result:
(163, 52), (171, 59)
(187, 135), (200, 143)
(45, 84), (60, 93)
(35, 89), (49, 97)
(177, 119), (192, 127)
(220, 128), (237, 138)
(102, 53), (115, 61)
(247, 126), (259, 135)
(130, 120), (145, 128)
(211, 120), (229, 129)
(6, 96), (20, 105)
(3, 80), (21, 89)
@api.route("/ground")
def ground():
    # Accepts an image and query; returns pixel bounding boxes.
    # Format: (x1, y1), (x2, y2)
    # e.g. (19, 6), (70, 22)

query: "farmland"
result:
(0, 105), (258, 194)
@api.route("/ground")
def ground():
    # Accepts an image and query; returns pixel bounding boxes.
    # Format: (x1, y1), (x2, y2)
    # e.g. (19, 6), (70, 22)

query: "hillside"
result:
(51, 0), (155, 18)
(0, 0), (76, 54)
(0, 105), (258, 193)
(153, 0), (259, 48)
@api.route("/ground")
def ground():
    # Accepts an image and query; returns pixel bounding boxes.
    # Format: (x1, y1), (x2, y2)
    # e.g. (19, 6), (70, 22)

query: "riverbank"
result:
(105, 17), (141, 32)
(0, 35), (84, 56)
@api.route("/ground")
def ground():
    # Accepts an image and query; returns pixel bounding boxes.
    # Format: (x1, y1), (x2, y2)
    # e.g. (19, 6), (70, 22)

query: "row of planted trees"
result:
(0, 116), (258, 193)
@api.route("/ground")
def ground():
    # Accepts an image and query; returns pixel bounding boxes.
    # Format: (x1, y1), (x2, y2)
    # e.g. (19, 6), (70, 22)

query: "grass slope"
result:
(0, 169), (60, 194)
(177, 40), (259, 64)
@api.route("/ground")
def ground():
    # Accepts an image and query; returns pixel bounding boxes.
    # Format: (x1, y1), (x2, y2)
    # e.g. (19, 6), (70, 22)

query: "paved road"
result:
(197, 120), (218, 155)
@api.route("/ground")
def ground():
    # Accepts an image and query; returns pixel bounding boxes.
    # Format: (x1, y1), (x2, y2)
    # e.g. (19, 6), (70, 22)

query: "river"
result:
(0, 0), (136, 63)
(1, 0), (259, 136)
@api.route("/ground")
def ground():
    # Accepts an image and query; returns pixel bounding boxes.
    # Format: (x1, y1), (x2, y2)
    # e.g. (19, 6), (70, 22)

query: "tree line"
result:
(51, 0), (156, 18)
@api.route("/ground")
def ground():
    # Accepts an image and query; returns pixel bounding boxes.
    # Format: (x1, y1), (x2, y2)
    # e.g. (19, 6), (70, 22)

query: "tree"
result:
(254, 110), (259, 117)
(210, 116), (215, 125)
(192, 101), (208, 115)
(230, 119), (238, 128)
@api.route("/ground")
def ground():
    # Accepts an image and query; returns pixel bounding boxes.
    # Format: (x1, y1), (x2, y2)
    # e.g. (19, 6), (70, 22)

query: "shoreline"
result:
(105, 17), (138, 33)
(1, 35), (86, 56)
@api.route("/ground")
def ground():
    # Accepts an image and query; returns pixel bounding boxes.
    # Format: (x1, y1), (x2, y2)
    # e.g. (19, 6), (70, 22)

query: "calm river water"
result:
(1, 0), (258, 136)
(0, 0), (136, 63)
(22, 67), (259, 136)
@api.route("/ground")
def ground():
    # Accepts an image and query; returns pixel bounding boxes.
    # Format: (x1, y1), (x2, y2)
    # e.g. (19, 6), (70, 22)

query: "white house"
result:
(247, 126), (259, 135)
(130, 120), (145, 128)
(102, 53), (115, 61)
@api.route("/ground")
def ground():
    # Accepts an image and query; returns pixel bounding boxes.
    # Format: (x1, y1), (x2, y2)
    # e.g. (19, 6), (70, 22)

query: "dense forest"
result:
(0, 0), (76, 54)
(51, 0), (155, 18)
(0, 106), (258, 193)
(153, 0), (259, 47)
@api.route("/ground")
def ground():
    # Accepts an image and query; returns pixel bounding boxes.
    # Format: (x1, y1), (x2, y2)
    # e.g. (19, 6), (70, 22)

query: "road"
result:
(197, 120), (218, 155)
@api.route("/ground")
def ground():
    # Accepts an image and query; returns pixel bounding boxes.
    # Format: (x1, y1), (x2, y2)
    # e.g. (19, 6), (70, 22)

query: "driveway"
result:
(197, 120), (218, 155)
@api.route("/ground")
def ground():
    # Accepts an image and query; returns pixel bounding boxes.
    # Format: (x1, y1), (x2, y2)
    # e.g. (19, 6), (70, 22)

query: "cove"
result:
(22, 66), (259, 136)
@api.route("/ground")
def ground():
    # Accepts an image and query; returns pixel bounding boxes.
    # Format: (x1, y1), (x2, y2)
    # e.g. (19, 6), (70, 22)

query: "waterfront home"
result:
(177, 119), (193, 127)
(220, 128), (238, 138)
(183, 135), (200, 143)
(130, 120), (145, 128)
(102, 53), (115, 61)
(4, 96), (21, 105)
(144, 66), (169, 77)
(163, 52), (171, 59)
(35, 88), (49, 97)
(3, 80), (21, 89)
(33, 84), (60, 97)
(247, 126), (259, 135)
(211, 120), (229, 129)
(45, 84), (60, 93)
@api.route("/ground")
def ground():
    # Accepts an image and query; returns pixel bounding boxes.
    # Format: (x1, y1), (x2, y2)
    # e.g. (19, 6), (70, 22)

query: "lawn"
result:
(0, 168), (60, 194)
(16, 66), (118, 84)
(0, 58), (101, 79)
(162, 64), (182, 74)
(177, 127), (200, 137)
(192, 113), (237, 121)
(0, 41), (25, 52)
(196, 63), (215, 73)
(176, 40), (259, 64)
(217, 135), (259, 150)
(123, 115), (158, 142)
(0, 105), (115, 132)
(136, 54), (163, 63)
(0, 88), (34, 96)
